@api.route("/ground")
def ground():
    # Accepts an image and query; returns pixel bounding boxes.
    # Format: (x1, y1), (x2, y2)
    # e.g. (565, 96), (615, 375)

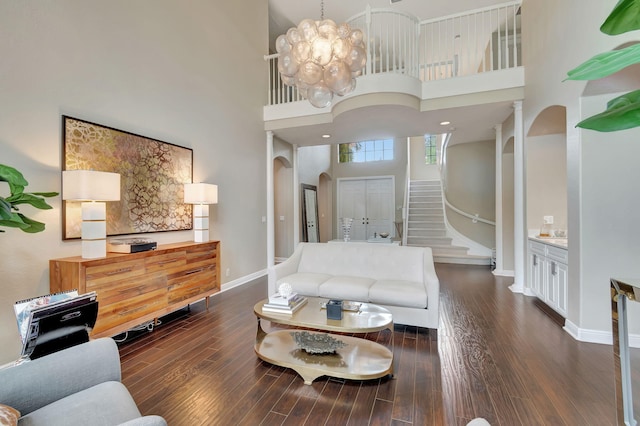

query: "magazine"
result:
(14, 290), (79, 343)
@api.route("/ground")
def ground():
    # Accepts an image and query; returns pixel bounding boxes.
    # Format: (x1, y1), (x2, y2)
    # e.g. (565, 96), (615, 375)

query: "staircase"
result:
(405, 180), (490, 265)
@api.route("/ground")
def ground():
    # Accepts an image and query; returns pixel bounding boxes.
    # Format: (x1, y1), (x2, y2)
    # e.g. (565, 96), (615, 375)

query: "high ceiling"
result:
(267, 0), (519, 147)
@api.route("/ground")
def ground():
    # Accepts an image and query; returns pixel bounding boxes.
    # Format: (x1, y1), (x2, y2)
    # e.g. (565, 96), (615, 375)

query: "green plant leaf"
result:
(566, 43), (640, 81)
(0, 212), (29, 230)
(30, 191), (59, 198)
(5, 192), (54, 210)
(0, 164), (28, 186)
(0, 198), (13, 219)
(601, 0), (640, 35)
(16, 214), (46, 233)
(577, 89), (640, 131)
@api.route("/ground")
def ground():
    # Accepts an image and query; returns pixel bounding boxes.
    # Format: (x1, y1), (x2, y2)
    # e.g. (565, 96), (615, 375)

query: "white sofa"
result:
(268, 242), (440, 329)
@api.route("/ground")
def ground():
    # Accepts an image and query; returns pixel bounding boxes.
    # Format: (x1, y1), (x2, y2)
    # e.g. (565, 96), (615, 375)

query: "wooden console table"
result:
(50, 241), (220, 338)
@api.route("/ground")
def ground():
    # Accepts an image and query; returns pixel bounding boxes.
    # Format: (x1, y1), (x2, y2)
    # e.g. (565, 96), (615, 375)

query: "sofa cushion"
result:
(297, 243), (425, 283)
(19, 381), (141, 426)
(277, 272), (332, 296)
(369, 280), (427, 309)
(319, 276), (375, 302)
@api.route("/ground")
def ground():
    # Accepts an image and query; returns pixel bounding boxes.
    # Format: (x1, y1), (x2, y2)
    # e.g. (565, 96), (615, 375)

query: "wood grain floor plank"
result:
(116, 264), (629, 426)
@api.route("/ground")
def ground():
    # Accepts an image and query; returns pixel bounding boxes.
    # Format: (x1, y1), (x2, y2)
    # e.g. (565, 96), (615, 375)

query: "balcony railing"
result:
(265, 1), (521, 106)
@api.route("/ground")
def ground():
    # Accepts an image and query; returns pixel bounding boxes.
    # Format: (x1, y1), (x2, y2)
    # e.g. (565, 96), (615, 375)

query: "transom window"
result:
(425, 134), (437, 165)
(338, 139), (394, 163)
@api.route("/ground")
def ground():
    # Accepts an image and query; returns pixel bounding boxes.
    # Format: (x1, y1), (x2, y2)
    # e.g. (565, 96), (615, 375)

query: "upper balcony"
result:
(264, 1), (524, 146)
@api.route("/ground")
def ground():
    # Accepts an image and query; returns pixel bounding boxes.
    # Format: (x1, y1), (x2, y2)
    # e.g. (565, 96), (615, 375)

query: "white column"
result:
(266, 131), (275, 268)
(292, 144), (300, 245)
(510, 100), (525, 293)
(494, 124), (504, 274)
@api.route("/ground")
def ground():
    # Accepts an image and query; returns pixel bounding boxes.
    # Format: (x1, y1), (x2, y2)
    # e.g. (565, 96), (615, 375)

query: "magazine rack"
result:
(16, 292), (98, 360)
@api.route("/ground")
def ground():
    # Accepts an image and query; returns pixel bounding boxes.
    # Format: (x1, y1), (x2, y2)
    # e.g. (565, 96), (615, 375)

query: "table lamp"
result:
(62, 170), (121, 259)
(184, 183), (218, 242)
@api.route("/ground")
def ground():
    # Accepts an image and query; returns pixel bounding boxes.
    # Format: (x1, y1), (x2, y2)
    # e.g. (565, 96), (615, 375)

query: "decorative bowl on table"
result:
(290, 331), (347, 354)
(378, 232), (389, 238)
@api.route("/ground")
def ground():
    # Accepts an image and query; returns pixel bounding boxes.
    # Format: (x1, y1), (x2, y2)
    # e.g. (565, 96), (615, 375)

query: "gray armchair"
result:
(0, 338), (166, 426)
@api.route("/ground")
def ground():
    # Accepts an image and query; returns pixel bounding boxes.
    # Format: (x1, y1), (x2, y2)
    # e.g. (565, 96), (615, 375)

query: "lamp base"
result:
(81, 201), (107, 259)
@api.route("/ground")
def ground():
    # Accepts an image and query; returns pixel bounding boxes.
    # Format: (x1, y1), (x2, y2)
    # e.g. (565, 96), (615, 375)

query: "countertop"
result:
(529, 236), (568, 249)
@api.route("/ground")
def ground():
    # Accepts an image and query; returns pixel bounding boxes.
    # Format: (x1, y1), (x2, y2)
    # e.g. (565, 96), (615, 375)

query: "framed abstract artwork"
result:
(62, 116), (193, 240)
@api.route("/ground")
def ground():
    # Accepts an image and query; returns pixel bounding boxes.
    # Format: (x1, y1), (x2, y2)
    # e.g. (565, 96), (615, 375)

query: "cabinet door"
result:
(555, 262), (568, 317)
(529, 251), (544, 299)
(546, 260), (560, 311)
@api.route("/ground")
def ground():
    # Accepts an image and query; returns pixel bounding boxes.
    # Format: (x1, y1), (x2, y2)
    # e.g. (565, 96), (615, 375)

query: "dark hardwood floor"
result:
(118, 263), (624, 425)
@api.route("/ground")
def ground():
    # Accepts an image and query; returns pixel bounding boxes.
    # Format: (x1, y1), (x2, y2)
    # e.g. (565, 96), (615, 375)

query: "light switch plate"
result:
(543, 215), (554, 224)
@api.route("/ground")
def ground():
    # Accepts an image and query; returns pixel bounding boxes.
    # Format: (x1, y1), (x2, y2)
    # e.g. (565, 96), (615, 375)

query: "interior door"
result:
(338, 180), (367, 240)
(366, 178), (394, 237)
(338, 177), (394, 240)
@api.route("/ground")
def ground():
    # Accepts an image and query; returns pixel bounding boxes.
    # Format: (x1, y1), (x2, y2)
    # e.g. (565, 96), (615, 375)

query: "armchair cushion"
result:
(19, 382), (141, 426)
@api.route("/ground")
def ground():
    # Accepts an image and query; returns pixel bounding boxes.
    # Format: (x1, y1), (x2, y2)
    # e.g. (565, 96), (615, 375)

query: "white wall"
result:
(409, 136), (440, 180)
(445, 140), (496, 248)
(579, 93), (640, 334)
(526, 134), (567, 235)
(523, 0), (640, 339)
(0, 0), (268, 364)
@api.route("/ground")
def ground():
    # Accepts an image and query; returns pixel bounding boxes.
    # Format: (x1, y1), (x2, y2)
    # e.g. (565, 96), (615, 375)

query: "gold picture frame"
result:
(62, 116), (193, 240)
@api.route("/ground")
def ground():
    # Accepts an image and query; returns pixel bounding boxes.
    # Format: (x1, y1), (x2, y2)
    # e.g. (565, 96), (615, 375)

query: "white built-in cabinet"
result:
(528, 239), (568, 317)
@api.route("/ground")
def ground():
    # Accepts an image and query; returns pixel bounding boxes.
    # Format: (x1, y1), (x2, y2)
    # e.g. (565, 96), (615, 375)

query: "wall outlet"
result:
(543, 215), (554, 224)
(279, 215), (285, 221)
(225, 268), (230, 277)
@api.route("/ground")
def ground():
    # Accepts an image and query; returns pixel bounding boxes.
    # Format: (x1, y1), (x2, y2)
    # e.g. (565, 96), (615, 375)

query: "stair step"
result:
(405, 243), (469, 256)
(432, 253), (492, 265)
(406, 229), (446, 237)
(408, 215), (444, 221)
(406, 236), (453, 245)
(407, 222), (446, 229)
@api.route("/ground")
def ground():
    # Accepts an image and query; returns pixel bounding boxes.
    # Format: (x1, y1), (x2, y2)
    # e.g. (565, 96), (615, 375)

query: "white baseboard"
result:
(509, 283), (524, 294)
(492, 269), (514, 277)
(220, 269), (267, 293)
(564, 319), (640, 348)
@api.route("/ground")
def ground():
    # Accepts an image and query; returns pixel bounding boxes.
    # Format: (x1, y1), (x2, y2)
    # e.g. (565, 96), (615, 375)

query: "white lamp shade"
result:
(62, 170), (121, 201)
(184, 183), (218, 204)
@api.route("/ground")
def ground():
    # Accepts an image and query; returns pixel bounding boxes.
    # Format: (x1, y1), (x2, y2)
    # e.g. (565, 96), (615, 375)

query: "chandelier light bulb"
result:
(276, 19), (366, 108)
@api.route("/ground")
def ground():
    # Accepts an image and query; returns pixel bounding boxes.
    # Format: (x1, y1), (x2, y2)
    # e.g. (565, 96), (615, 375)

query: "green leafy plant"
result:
(0, 164), (58, 233)
(566, 0), (640, 131)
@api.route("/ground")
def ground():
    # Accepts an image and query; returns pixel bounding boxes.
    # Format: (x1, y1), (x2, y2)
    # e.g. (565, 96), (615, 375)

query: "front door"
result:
(337, 177), (394, 241)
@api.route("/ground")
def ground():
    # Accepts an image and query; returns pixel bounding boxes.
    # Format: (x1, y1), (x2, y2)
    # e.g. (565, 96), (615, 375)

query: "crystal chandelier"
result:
(275, 1), (367, 108)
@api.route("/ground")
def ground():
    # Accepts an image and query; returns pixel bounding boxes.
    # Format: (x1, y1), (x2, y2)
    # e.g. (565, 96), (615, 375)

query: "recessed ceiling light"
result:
(440, 121), (451, 126)
(322, 134), (331, 138)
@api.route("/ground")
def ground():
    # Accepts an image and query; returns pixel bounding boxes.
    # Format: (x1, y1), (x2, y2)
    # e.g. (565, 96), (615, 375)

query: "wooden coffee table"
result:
(253, 296), (394, 385)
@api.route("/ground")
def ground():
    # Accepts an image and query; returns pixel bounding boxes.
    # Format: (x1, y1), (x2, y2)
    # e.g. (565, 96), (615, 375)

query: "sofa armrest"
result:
(0, 338), (121, 415)
(119, 415), (168, 426)
(268, 242), (305, 295)
(423, 247), (441, 325)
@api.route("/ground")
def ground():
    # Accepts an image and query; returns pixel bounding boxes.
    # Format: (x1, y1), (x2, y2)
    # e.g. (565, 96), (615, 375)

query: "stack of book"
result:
(262, 292), (307, 314)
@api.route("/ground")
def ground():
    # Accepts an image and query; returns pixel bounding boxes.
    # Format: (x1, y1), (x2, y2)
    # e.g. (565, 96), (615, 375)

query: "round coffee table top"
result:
(254, 296), (393, 333)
